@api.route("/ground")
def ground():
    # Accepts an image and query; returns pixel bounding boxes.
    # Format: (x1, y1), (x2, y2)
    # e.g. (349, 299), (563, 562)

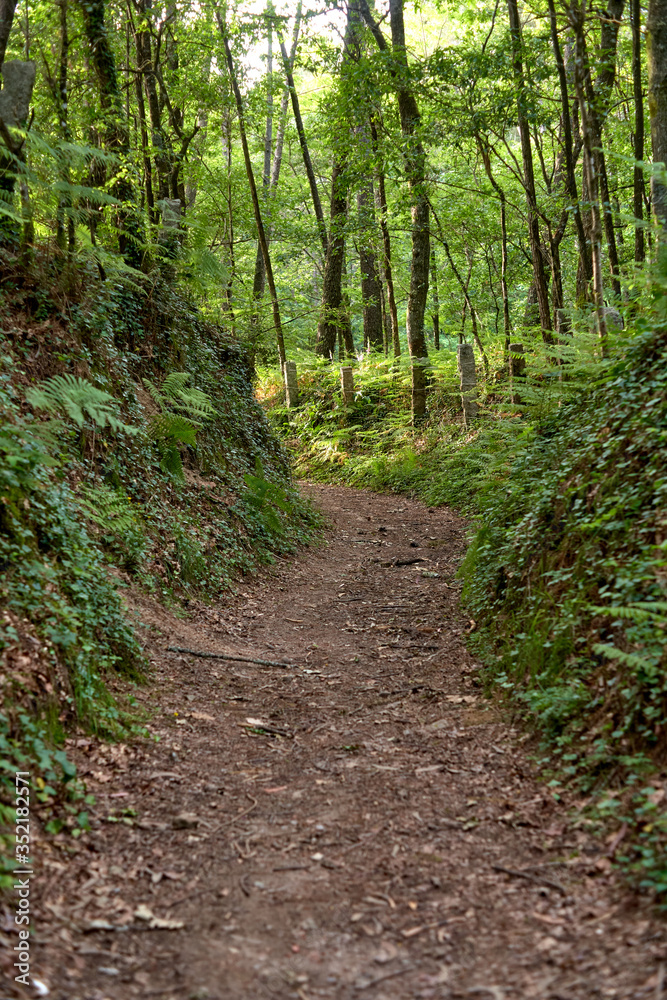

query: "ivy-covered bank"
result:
(0, 263), (320, 885)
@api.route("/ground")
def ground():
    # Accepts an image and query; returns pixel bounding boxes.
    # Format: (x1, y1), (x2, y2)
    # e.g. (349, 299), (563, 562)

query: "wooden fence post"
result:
(340, 366), (355, 405)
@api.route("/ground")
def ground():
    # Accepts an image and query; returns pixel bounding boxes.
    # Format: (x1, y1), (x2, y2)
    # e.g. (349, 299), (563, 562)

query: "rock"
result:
(0, 61), (36, 127)
(171, 812), (199, 830)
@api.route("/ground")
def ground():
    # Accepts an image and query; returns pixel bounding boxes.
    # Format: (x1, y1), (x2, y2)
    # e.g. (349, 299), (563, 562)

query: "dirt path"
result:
(5, 485), (666, 1000)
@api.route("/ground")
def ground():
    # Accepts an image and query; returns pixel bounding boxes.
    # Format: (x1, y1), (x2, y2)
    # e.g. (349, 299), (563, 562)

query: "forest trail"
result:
(16, 485), (667, 1000)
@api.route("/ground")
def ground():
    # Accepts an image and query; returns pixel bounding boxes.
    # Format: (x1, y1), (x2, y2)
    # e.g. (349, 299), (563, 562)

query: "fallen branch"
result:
(492, 863), (567, 896)
(167, 645), (296, 669)
(355, 965), (414, 991)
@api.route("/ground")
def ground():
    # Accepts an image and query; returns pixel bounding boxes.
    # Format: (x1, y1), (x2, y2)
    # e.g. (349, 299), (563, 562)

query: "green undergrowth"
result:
(259, 303), (667, 902)
(0, 256), (321, 887)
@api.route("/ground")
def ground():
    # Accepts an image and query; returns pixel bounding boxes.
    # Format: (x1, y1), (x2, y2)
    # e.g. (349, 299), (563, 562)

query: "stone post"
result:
(158, 198), (182, 258)
(0, 61), (36, 127)
(340, 366), (355, 405)
(283, 360), (299, 407)
(457, 343), (478, 426)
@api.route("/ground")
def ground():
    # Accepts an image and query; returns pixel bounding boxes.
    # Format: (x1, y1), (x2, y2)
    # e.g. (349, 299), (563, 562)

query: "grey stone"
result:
(0, 61), (36, 128)
(160, 198), (181, 228)
(601, 306), (624, 332)
(283, 360), (299, 407)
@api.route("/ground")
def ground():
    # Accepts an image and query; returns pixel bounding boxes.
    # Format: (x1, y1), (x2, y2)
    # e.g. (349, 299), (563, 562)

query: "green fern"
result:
(590, 603), (667, 626)
(592, 644), (657, 671)
(26, 375), (138, 435)
(142, 373), (214, 479)
(244, 457), (292, 532)
(78, 485), (138, 533)
(144, 372), (215, 424)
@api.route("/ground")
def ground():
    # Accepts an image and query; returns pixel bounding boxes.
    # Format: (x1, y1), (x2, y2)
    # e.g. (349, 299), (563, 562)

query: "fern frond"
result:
(79, 485), (139, 532)
(26, 375), (139, 435)
(148, 413), (198, 446)
(589, 603), (667, 626)
(160, 445), (184, 479)
(593, 643), (657, 670)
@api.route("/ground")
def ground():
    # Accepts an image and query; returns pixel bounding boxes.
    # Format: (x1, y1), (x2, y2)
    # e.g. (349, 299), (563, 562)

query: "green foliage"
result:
(144, 372), (215, 478)
(244, 457), (293, 533)
(27, 374), (139, 435)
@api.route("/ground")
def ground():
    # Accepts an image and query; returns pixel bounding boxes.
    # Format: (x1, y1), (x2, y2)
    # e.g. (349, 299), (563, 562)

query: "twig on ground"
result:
(167, 645), (296, 669)
(354, 965), (414, 991)
(492, 863), (566, 895)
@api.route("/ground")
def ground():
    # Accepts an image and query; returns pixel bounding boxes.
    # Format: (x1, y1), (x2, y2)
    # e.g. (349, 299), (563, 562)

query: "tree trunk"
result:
(357, 174), (383, 351)
(134, 0), (171, 204)
(0, 0), (17, 68)
(78, 0), (141, 264)
(316, 154), (349, 358)
(252, 4), (274, 303)
(648, 0), (667, 233)
(278, 34), (328, 257)
(571, 0), (608, 352)
(632, 0), (645, 262)
(478, 140), (511, 351)
(218, 12), (286, 367)
(506, 0), (553, 342)
(269, 4), (301, 198)
(430, 247), (440, 350)
(546, 0), (591, 286)
(370, 116), (400, 356)
(55, 0), (75, 256)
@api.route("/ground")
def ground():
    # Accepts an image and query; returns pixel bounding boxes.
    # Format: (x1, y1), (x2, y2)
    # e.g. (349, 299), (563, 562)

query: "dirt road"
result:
(6, 485), (666, 999)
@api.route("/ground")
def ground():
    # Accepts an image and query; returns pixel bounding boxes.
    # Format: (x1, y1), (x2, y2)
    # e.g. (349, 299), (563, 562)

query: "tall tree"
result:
(217, 8), (286, 366)
(506, 0), (552, 341)
(360, 0), (430, 419)
(648, 0), (667, 234)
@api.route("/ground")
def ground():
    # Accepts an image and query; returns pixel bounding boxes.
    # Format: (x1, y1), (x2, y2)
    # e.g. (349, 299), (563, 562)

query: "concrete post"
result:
(0, 61), (36, 127)
(457, 343), (478, 426)
(283, 360), (299, 407)
(340, 366), (355, 405)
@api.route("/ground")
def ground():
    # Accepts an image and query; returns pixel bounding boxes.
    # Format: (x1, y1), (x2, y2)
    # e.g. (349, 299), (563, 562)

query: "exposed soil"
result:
(3, 484), (666, 1000)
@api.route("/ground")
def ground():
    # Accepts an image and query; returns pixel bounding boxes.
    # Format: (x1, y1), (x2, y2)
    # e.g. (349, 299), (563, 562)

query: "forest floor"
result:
(4, 484), (667, 1000)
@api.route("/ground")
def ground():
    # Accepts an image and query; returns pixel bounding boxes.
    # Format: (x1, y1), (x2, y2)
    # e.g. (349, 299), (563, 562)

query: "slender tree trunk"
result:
(134, 0), (170, 203)
(316, 154), (349, 358)
(648, 0), (667, 234)
(478, 141), (511, 351)
(269, 3), (301, 197)
(357, 173), (383, 351)
(430, 247), (440, 350)
(506, 0), (553, 342)
(78, 0), (141, 264)
(632, 0), (645, 262)
(0, 0), (17, 68)
(443, 239), (489, 375)
(278, 34), (328, 257)
(389, 0), (430, 417)
(546, 0), (591, 286)
(55, 0), (75, 256)
(252, 4), (274, 302)
(218, 13), (286, 366)
(222, 108), (235, 330)
(370, 116), (400, 356)
(571, 1), (608, 352)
